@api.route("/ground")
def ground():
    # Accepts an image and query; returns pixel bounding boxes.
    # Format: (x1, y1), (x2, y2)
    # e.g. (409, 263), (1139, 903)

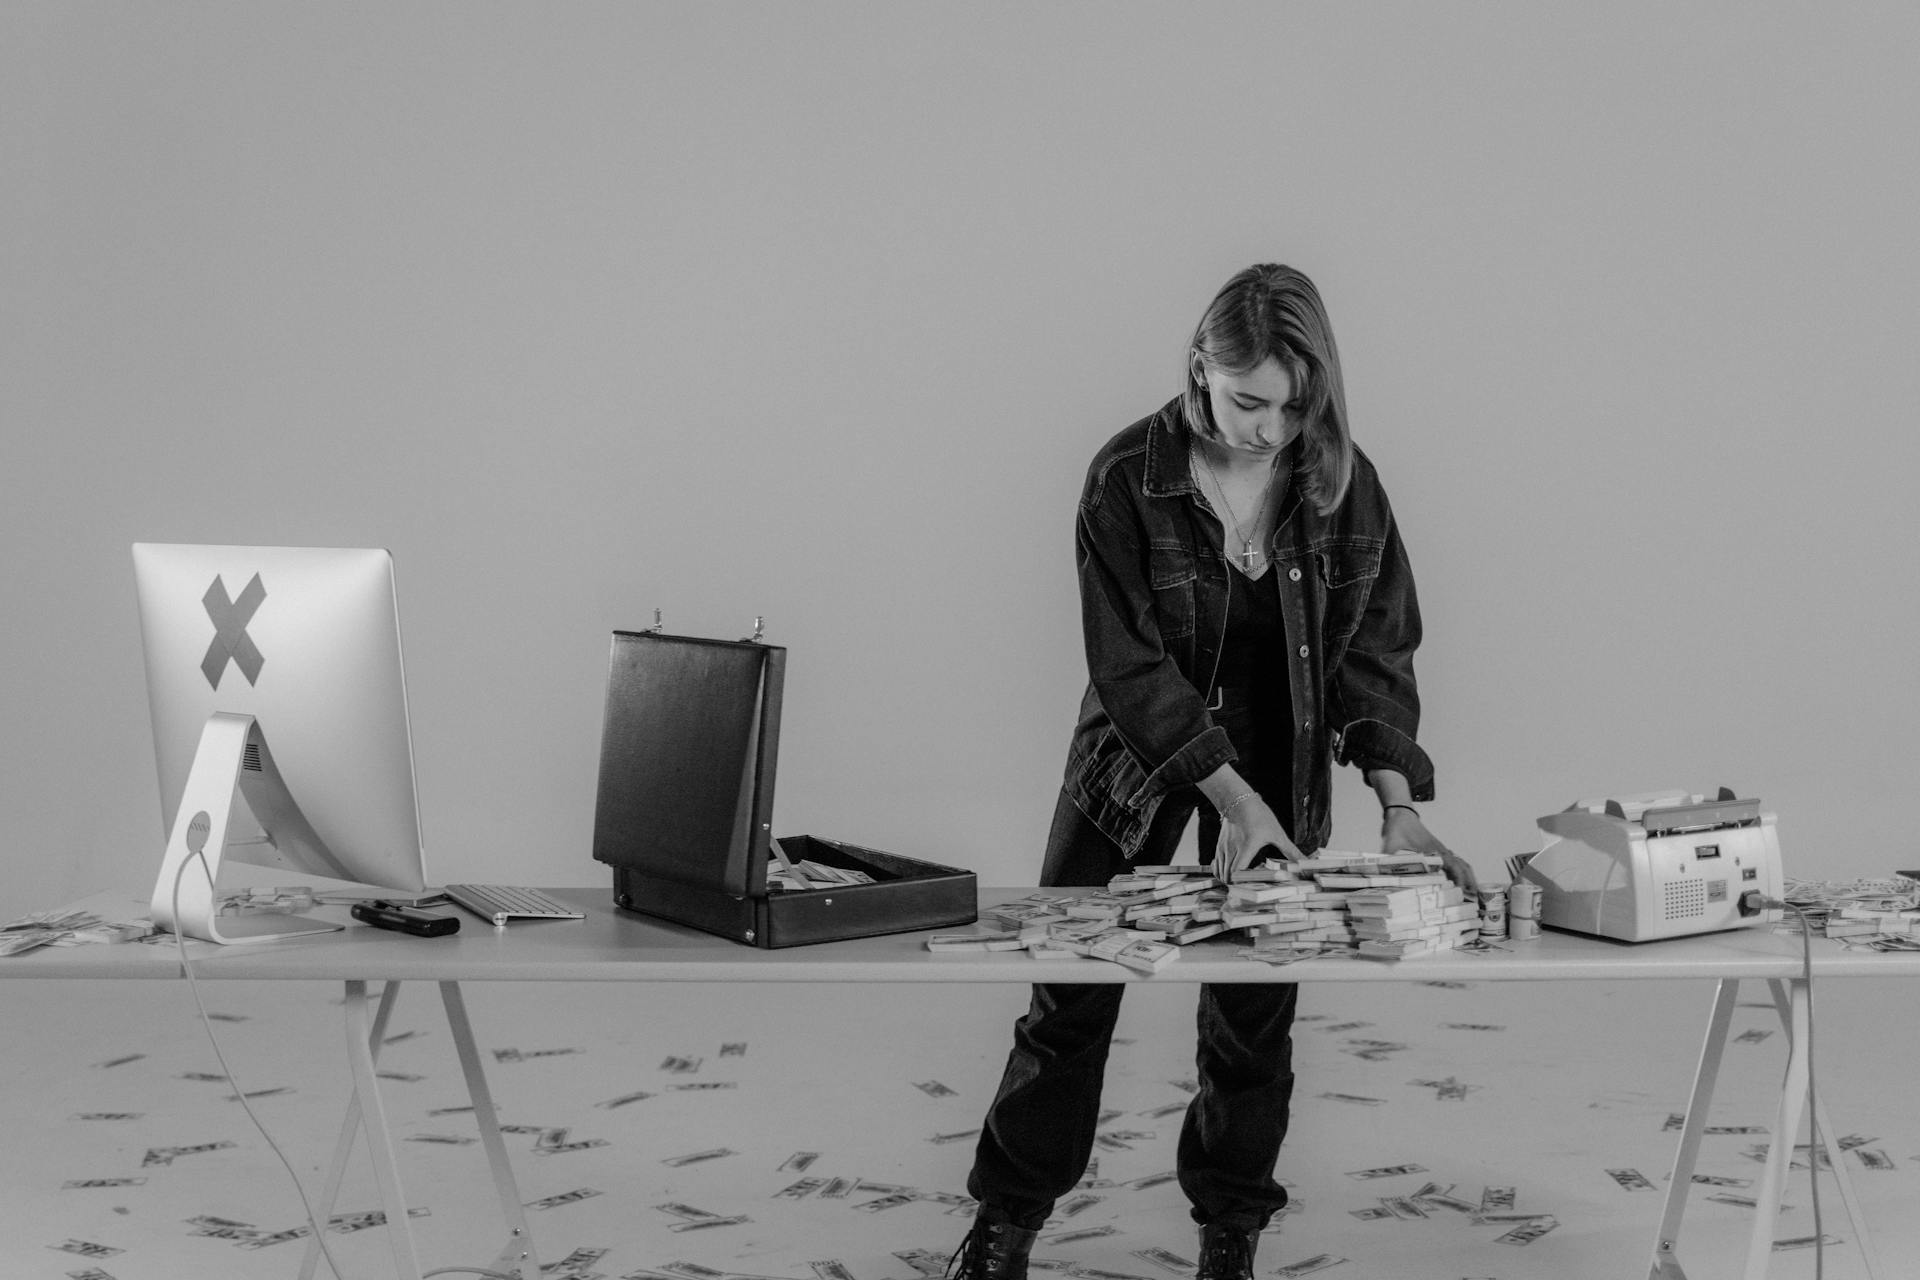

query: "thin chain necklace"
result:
(1192, 443), (1272, 572)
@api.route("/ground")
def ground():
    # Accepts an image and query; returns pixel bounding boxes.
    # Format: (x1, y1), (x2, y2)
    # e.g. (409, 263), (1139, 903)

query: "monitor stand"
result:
(151, 712), (346, 945)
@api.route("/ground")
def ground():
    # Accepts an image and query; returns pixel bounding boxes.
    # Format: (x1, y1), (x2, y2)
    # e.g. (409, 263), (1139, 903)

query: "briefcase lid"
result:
(590, 630), (785, 898)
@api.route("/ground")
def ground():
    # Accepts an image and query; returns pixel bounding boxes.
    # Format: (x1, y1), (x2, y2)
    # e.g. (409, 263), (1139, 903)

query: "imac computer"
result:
(132, 543), (430, 944)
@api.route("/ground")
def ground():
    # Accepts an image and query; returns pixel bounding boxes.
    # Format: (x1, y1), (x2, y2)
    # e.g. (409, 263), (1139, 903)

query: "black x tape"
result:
(201, 573), (266, 689)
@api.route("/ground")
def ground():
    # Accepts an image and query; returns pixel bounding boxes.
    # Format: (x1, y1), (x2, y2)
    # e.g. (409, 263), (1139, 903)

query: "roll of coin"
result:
(1508, 880), (1542, 920)
(1508, 916), (1540, 941)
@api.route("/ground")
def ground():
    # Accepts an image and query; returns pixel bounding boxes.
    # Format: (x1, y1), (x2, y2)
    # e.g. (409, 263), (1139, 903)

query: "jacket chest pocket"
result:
(1315, 541), (1382, 642)
(1148, 549), (1198, 640)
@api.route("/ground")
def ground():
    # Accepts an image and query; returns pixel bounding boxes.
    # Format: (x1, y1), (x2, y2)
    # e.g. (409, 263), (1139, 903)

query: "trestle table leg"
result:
(1648, 977), (1741, 1279)
(1763, 979), (1883, 1279)
(301, 980), (403, 1280)
(341, 978), (423, 1279)
(439, 980), (540, 1277)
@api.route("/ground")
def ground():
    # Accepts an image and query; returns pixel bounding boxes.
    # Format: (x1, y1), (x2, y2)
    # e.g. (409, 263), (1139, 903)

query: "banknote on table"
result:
(1273, 1255), (1347, 1278)
(780, 1151), (821, 1171)
(1132, 1170), (1179, 1190)
(63, 1178), (146, 1189)
(1479, 1185), (1515, 1211)
(50, 1241), (123, 1259)
(927, 931), (1031, 952)
(1349, 1206), (1395, 1221)
(810, 1261), (859, 1280)
(1690, 1173), (1750, 1188)
(1071, 1268), (1155, 1280)
(1378, 1197), (1427, 1219)
(1607, 1168), (1656, 1191)
(64, 1269), (118, 1280)
(895, 1249), (952, 1276)
(1043, 1225), (1118, 1245)
(915, 1080), (958, 1097)
(655, 1202), (728, 1222)
(1056, 1194), (1103, 1217)
(1854, 1149), (1896, 1170)
(1317, 1092), (1385, 1106)
(659, 1261), (727, 1278)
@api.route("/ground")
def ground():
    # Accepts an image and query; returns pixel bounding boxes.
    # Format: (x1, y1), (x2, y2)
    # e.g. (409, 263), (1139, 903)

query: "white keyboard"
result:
(443, 884), (584, 927)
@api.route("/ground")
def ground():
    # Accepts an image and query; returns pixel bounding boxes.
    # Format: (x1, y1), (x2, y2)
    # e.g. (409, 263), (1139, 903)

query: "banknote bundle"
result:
(766, 860), (877, 892)
(1346, 884), (1479, 959)
(2, 909), (153, 956)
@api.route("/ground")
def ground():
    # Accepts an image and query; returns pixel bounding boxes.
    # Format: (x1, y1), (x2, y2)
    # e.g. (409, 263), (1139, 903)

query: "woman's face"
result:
(1196, 355), (1300, 458)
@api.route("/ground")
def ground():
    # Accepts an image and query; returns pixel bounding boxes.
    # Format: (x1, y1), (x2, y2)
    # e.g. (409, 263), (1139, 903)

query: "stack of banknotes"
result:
(924, 851), (1480, 969)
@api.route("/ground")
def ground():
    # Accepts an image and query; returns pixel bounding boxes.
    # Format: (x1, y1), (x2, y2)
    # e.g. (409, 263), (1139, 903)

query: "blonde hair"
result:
(1180, 264), (1354, 515)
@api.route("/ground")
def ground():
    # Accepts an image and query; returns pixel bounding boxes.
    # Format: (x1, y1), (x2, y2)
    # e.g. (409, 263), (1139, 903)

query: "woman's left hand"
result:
(1381, 809), (1482, 901)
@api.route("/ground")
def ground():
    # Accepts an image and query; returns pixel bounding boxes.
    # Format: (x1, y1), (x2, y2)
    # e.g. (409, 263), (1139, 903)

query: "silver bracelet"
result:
(1218, 790), (1260, 816)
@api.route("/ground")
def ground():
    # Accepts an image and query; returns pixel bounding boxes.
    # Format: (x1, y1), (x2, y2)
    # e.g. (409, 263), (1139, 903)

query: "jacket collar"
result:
(1144, 398), (1201, 498)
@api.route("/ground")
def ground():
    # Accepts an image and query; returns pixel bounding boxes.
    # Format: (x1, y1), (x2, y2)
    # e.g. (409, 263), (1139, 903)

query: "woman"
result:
(949, 265), (1480, 1280)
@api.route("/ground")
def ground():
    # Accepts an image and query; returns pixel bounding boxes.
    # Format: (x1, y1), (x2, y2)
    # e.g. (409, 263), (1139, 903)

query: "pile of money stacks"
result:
(1778, 878), (1920, 951)
(925, 864), (1217, 973)
(926, 852), (1478, 969)
(1242, 851), (1476, 962)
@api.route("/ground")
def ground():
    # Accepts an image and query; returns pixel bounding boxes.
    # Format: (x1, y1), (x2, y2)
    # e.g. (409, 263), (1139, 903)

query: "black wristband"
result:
(1382, 803), (1419, 819)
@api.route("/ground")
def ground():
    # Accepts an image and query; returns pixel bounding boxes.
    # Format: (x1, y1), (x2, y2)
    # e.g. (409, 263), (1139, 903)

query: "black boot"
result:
(1194, 1221), (1258, 1280)
(947, 1207), (1041, 1280)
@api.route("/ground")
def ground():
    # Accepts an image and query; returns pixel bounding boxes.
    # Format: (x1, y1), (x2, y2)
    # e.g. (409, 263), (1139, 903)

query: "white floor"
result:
(4, 971), (1914, 1280)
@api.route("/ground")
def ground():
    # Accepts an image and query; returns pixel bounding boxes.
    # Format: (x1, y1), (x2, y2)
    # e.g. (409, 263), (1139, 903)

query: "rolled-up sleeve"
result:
(1328, 507), (1435, 800)
(1076, 494), (1236, 806)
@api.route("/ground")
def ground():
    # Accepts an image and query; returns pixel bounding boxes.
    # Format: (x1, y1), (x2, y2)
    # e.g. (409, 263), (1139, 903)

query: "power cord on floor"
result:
(168, 849), (530, 1280)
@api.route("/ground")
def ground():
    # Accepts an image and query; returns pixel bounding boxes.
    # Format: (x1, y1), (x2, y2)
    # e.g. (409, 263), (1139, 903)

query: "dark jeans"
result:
(966, 786), (1298, 1230)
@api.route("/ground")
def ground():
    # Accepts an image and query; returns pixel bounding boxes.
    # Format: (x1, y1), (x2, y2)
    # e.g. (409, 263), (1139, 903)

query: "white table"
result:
(11, 886), (1912, 1280)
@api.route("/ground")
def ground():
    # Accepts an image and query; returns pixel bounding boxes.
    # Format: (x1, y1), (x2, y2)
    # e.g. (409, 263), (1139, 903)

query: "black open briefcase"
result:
(590, 630), (977, 948)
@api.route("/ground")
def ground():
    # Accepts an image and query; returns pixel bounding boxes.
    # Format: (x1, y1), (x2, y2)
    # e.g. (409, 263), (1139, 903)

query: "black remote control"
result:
(351, 901), (460, 937)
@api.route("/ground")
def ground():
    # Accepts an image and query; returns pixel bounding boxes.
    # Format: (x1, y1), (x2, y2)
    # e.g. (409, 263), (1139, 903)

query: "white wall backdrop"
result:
(6, 2), (1917, 918)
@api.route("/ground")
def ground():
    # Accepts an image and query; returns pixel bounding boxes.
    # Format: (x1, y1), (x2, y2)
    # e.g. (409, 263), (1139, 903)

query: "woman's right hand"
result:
(1217, 793), (1303, 879)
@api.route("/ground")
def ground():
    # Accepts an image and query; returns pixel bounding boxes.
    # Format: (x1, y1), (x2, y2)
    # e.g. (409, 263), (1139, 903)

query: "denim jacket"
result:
(1061, 398), (1433, 858)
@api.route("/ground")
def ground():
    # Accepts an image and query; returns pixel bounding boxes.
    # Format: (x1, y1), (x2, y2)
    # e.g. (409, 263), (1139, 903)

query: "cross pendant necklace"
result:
(1193, 444), (1270, 571)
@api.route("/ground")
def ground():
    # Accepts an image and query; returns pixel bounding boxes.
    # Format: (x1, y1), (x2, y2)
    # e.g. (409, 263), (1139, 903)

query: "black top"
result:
(1211, 567), (1293, 775)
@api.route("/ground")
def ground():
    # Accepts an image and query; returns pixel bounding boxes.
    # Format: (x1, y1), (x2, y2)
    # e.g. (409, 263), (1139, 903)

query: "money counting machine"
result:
(1513, 788), (1784, 942)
